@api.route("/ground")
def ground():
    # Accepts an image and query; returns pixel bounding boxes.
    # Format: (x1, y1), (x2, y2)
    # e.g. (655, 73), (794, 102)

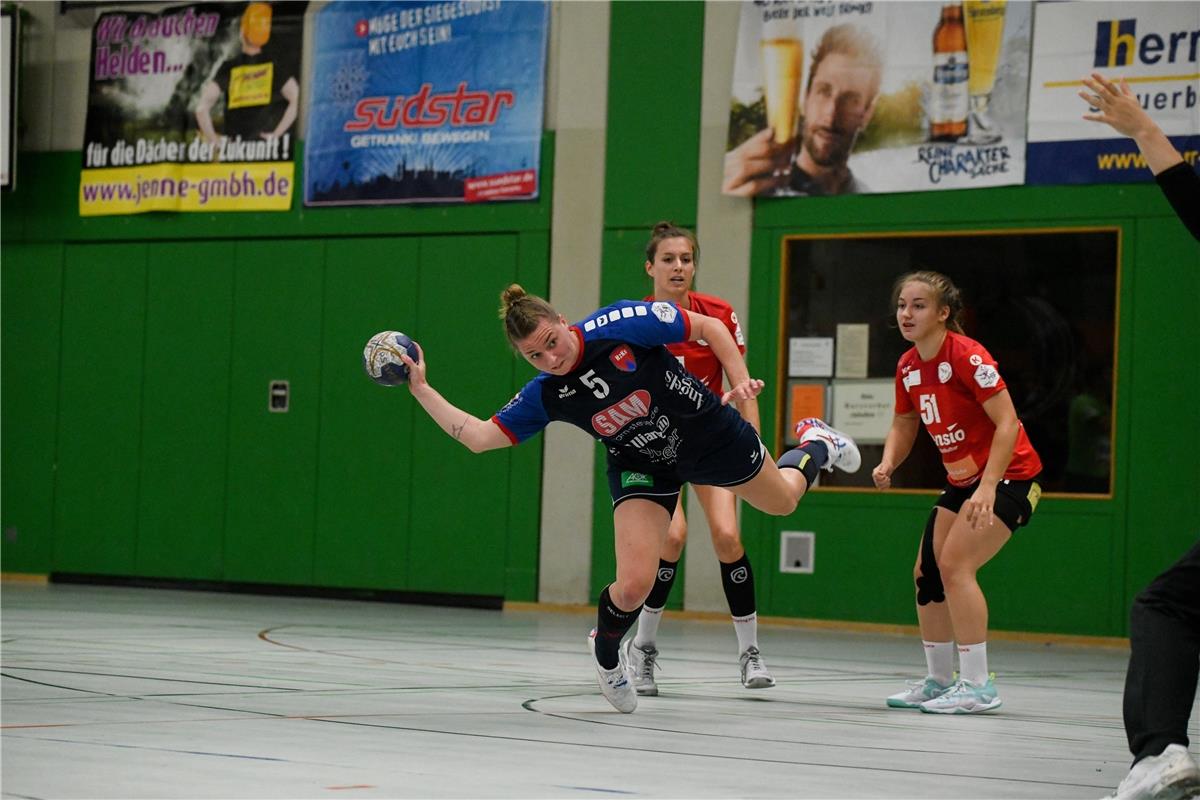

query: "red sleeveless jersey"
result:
(644, 291), (745, 393)
(894, 331), (1042, 487)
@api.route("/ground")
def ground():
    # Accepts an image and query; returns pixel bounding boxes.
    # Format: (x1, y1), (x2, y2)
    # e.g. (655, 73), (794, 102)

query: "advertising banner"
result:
(1027, 1), (1199, 185)
(725, 0), (1031, 197)
(305, 0), (548, 206)
(79, 1), (304, 216)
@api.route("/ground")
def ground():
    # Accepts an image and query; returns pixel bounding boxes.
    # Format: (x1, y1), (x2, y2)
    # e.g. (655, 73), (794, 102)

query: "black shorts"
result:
(935, 476), (1042, 532)
(606, 422), (767, 516)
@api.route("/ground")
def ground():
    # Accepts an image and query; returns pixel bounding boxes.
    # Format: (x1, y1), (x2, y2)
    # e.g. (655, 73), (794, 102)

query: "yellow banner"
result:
(79, 161), (294, 216)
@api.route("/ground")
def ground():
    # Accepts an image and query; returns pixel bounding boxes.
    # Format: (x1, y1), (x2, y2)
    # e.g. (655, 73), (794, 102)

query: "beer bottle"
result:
(931, 3), (968, 142)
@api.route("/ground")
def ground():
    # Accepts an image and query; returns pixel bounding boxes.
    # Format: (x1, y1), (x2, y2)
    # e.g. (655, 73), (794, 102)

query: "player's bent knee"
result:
(710, 528), (742, 560)
(915, 508), (946, 606)
(665, 527), (687, 552)
(611, 578), (654, 609)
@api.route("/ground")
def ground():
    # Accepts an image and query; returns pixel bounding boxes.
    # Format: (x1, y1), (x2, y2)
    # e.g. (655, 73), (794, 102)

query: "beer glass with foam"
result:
(760, 13), (803, 152)
(962, 0), (1006, 144)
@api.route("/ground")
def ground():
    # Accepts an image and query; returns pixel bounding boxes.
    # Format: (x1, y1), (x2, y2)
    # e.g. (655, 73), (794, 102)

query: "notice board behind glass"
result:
(780, 229), (1119, 495)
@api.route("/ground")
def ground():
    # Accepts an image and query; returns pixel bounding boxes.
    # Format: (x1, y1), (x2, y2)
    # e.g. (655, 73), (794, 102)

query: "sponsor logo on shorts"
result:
(621, 471), (653, 488)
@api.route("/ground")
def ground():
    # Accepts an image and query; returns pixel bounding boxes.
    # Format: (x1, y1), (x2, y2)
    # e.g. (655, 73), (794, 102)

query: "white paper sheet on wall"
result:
(835, 323), (869, 379)
(788, 337), (833, 377)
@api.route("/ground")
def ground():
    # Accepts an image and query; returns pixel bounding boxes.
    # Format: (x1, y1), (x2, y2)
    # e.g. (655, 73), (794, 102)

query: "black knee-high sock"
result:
(595, 586), (641, 669)
(720, 554), (756, 618)
(778, 440), (827, 488)
(644, 559), (678, 610)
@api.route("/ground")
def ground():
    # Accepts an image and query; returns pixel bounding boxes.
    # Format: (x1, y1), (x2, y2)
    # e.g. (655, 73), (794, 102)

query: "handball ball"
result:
(363, 331), (419, 386)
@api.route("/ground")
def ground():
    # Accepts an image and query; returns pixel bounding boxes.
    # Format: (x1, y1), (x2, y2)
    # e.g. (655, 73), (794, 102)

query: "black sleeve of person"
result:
(1155, 161), (1200, 244)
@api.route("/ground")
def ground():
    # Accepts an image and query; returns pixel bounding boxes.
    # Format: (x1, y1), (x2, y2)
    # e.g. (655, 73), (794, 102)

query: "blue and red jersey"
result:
(491, 300), (745, 472)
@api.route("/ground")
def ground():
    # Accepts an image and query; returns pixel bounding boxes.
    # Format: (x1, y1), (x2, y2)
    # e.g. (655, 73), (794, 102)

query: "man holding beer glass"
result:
(723, 24), (883, 197)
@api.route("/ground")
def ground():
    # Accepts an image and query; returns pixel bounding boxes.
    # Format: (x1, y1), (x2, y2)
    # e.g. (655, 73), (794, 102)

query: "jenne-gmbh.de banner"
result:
(79, 2), (305, 216)
(304, 0), (548, 206)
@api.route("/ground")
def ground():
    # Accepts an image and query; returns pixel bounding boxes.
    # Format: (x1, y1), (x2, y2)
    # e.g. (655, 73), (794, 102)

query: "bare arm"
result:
(399, 345), (513, 454)
(195, 80), (222, 146)
(734, 395), (761, 434)
(267, 77), (299, 139)
(872, 412), (920, 490)
(1080, 74), (1183, 175)
(960, 390), (1021, 530)
(684, 310), (763, 405)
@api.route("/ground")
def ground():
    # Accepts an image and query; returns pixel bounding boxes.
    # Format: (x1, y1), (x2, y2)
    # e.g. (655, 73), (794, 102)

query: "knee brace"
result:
(915, 508), (946, 606)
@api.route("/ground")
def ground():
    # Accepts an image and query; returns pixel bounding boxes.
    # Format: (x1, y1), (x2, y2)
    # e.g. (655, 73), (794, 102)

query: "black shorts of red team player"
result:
(935, 476), (1043, 532)
(605, 421), (768, 517)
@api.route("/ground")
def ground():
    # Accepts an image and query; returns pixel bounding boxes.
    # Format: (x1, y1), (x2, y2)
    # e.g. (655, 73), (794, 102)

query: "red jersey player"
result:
(625, 222), (773, 695)
(874, 270), (1042, 715)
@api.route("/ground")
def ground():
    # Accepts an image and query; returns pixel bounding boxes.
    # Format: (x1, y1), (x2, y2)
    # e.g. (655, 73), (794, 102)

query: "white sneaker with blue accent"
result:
(588, 629), (637, 713)
(886, 676), (955, 708)
(794, 418), (862, 473)
(919, 674), (1002, 714)
(1104, 744), (1200, 800)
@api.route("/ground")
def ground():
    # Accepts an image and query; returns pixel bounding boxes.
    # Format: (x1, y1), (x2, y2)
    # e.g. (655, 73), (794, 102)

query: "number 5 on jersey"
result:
(581, 369), (610, 399)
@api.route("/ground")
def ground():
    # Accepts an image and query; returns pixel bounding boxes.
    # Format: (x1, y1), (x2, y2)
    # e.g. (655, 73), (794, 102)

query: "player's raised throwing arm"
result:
(400, 344), (512, 453)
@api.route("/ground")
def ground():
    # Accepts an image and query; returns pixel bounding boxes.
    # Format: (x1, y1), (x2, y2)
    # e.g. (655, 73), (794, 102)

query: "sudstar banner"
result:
(305, 0), (548, 206)
(725, 0), (1031, 197)
(79, 2), (305, 216)
(1027, 1), (1200, 185)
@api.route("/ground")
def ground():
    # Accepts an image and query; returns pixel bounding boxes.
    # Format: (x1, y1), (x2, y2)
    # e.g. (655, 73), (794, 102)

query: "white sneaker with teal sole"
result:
(588, 630), (637, 713)
(794, 418), (862, 473)
(919, 674), (1002, 714)
(622, 639), (659, 697)
(887, 676), (955, 709)
(1104, 744), (1200, 800)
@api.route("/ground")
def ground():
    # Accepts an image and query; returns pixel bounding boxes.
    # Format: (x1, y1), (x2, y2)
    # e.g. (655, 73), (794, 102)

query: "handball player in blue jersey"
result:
(397, 284), (861, 713)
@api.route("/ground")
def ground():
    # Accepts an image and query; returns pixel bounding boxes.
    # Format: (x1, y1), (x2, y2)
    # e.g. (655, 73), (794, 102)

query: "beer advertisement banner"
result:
(79, 2), (305, 216)
(1027, 1), (1199, 186)
(304, 1), (548, 206)
(725, 0), (1031, 197)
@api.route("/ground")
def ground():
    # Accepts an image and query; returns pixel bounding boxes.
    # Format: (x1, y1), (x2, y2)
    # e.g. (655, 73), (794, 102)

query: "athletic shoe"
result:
(886, 676), (955, 709)
(739, 646), (776, 689)
(919, 673), (1002, 714)
(621, 639), (660, 697)
(587, 629), (637, 713)
(1104, 744), (1200, 800)
(794, 418), (862, 473)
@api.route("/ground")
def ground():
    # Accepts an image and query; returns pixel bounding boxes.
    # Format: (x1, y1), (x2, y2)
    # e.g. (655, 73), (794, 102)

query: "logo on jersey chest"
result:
(931, 424), (967, 449)
(609, 345), (637, 372)
(592, 390), (651, 436)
